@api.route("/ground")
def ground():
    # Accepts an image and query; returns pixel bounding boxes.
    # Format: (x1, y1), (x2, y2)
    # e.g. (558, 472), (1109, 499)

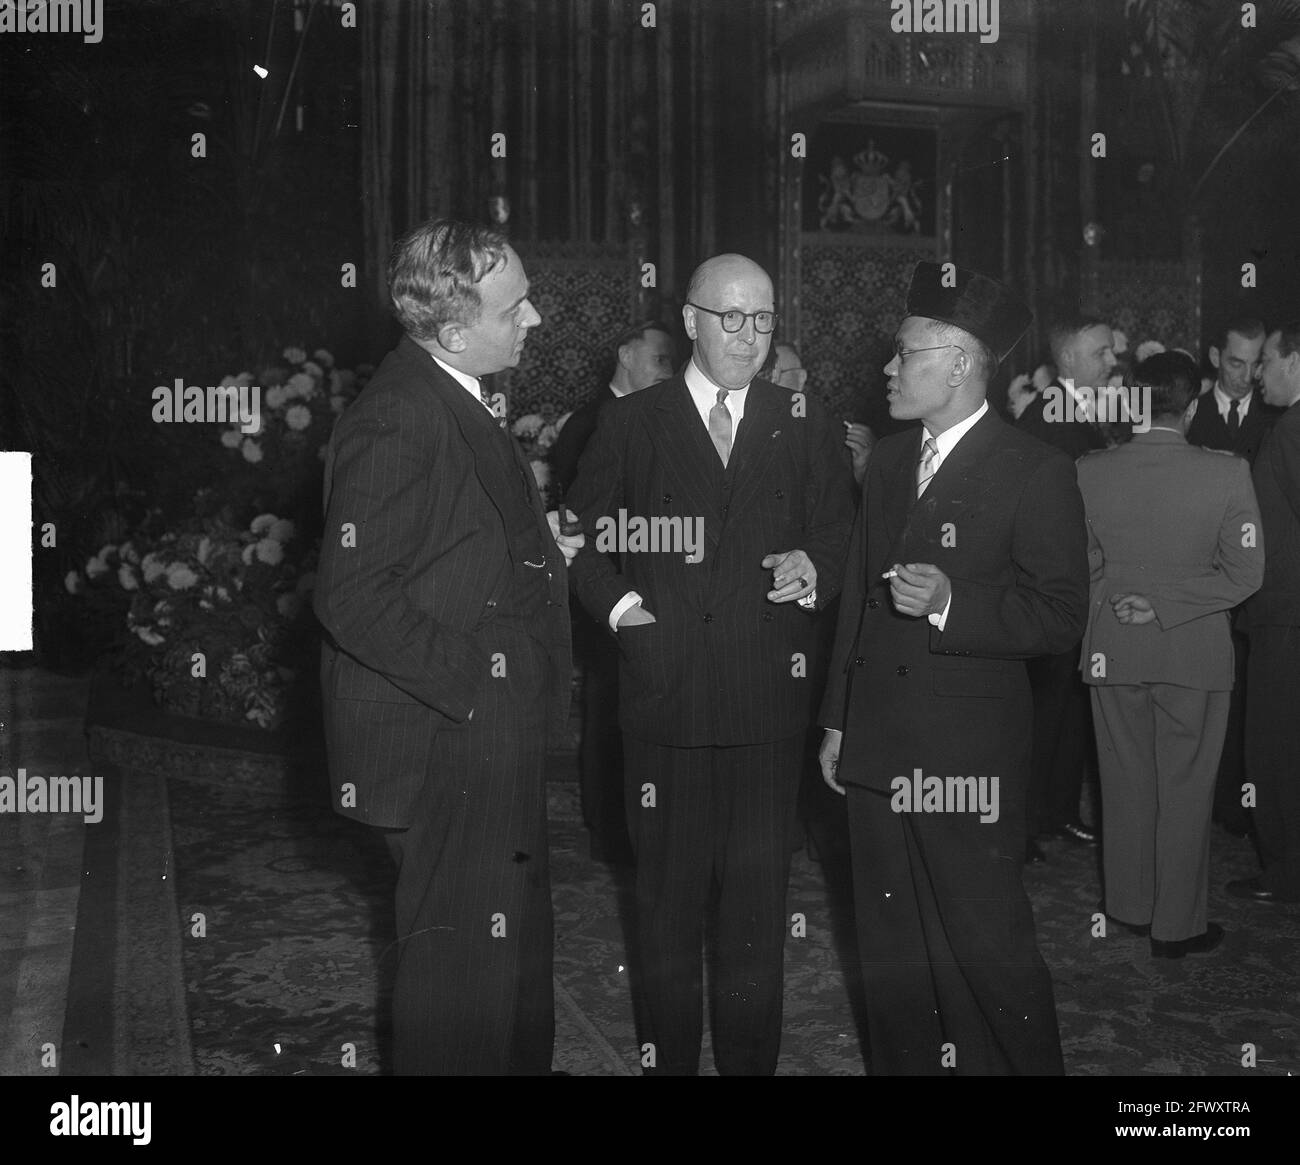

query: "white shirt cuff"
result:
(928, 594), (952, 631)
(609, 591), (642, 632)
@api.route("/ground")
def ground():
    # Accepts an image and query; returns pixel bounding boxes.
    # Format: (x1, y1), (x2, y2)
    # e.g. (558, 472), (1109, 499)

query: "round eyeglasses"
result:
(688, 303), (778, 334)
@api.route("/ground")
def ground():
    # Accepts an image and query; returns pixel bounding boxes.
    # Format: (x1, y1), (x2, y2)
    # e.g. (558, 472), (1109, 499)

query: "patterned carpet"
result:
(163, 749), (1300, 1077)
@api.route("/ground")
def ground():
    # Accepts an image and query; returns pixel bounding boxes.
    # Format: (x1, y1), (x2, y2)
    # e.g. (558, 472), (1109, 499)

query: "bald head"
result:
(683, 253), (775, 392)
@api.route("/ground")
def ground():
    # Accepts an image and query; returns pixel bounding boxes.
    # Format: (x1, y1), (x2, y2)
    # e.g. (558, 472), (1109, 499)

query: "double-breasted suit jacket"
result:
(821, 408), (1089, 803)
(567, 373), (857, 745)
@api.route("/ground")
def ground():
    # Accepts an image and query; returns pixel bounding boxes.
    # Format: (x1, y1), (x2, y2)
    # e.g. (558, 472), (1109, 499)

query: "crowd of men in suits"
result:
(312, 214), (1300, 1075)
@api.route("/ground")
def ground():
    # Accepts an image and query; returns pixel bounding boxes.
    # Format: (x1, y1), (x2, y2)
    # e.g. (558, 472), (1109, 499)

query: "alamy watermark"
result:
(1042, 384), (1151, 434)
(0, 769), (102, 823)
(890, 767), (1000, 823)
(152, 379), (261, 433)
(889, 0), (1000, 44)
(0, 0), (103, 43)
(593, 508), (704, 564)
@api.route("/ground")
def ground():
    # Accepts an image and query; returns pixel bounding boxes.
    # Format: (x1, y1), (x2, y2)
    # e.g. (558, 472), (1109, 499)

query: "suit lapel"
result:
(882, 426), (923, 551)
(728, 380), (787, 518)
(653, 379), (725, 552)
(405, 339), (527, 550)
(898, 409), (1003, 554)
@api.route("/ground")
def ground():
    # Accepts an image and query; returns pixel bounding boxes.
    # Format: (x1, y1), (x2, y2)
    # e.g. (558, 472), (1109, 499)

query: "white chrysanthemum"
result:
(64, 570), (83, 595)
(220, 428), (243, 448)
(512, 413), (545, 439)
(118, 541), (140, 564)
(283, 346), (307, 365)
(165, 563), (198, 590)
(135, 626), (166, 646)
(535, 423), (558, 452)
(285, 372), (315, 399)
(264, 385), (288, 410)
(220, 374), (239, 388)
(1135, 340), (1166, 362)
(250, 513), (277, 534)
(117, 564), (139, 591)
(85, 554), (109, 579)
(313, 348), (334, 368)
(241, 543), (256, 565)
(255, 538), (284, 566)
(216, 585), (231, 602)
(302, 361), (324, 379)
(196, 536), (212, 565)
(285, 404), (312, 431)
(241, 438), (264, 463)
(276, 592), (302, 619)
(141, 553), (167, 584)
(1111, 329), (1128, 355)
(269, 518), (295, 543)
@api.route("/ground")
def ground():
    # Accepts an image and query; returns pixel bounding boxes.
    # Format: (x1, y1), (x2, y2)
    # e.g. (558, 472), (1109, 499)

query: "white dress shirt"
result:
(431, 352), (497, 418)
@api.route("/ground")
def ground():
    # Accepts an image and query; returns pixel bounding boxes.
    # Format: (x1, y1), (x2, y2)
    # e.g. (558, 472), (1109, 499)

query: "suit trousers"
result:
(624, 734), (803, 1076)
(382, 625), (555, 1075)
(1090, 684), (1229, 940)
(1212, 625), (1252, 833)
(575, 611), (630, 859)
(1247, 627), (1300, 898)
(1026, 645), (1089, 834)
(846, 784), (1064, 1076)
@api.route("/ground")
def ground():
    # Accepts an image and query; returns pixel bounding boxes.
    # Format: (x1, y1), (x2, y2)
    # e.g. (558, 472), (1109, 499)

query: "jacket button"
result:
(662, 494), (672, 505)
(867, 598), (879, 610)
(486, 600), (497, 608)
(774, 489), (785, 499)
(896, 664), (910, 677)
(703, 613), (713, 623)
(762, 611), (774, 621)
(854, 656), (866, 667)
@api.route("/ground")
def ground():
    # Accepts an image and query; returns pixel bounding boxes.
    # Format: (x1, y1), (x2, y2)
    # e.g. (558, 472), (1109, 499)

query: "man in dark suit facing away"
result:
(1016, 315), (1118, 858)
(550, 319), (675, 862)
(819, 262), (1089, 1075)
(1230, 320), (1300, 904)
(1184, 316), (1273, 837)
(567, 253), (856, 1074)
(314, 219), (583, 1075)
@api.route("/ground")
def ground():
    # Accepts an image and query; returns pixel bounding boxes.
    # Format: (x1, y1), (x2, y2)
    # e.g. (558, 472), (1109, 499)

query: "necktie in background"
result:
(1228, 398), (1241, 434)
(916, 435), (939, 497)
(479, 384), (507, 429)
(709, 389), (733, 466)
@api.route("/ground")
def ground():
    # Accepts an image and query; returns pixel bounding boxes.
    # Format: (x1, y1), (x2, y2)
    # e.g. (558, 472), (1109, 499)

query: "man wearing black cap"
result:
(818, 261), (1089, 1075)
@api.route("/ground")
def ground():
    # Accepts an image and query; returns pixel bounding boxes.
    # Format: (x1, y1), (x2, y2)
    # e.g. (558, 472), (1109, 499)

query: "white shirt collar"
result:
(924, 399), (988, 463)
(685, 357), (750, 427)
(609, 381), (629, 399)
(1213, 383), (1251, 420)
(429, 353), (484, 401)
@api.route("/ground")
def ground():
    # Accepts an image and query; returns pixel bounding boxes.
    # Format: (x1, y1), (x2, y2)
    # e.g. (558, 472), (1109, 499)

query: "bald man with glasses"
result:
(567, 253), (856, 1075)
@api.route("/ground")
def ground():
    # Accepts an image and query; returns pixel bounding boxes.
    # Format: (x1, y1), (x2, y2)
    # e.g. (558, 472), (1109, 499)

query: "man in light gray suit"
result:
(1077, 351), (1263, 959)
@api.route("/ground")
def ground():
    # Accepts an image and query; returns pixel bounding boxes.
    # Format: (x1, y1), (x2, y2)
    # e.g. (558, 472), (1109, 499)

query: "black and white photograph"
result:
(2, 0), (1299, 1134)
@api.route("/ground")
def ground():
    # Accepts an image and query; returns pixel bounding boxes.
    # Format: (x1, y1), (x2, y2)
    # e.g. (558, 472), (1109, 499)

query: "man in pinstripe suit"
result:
(314, 219), (582, 1075)
(567, 254), (857, 1075)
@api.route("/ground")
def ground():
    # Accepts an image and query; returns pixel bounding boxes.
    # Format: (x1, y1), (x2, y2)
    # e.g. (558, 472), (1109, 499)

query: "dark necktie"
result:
(1227, 399), (1241, 434)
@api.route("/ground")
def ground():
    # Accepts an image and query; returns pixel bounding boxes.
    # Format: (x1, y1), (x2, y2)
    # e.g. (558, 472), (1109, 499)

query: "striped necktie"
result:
(916, 435), (939, 497)
(479, 384), (506, 429)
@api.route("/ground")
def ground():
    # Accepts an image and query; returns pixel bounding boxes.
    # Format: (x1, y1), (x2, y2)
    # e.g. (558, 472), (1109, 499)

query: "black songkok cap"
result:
(904, 261), (1033, 363)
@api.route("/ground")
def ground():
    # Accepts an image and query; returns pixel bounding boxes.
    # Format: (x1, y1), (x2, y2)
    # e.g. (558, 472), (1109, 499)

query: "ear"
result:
(949, 348), (974, 385)
(438, 322), (467, 354)
(617, 342), (634, 371)
(1209, 346), (1222, 372)
(682, 304), (698, 341)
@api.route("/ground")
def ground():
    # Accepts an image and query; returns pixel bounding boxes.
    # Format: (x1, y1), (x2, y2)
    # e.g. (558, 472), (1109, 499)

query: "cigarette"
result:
(881, 569), (898, 579)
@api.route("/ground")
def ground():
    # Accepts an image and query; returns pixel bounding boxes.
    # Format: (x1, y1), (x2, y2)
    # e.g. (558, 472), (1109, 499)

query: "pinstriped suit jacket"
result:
(566, 374), (856, 747)
(313, 336), (571, 827)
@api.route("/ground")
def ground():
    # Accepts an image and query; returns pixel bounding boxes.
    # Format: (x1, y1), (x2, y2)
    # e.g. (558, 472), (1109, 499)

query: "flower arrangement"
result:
(69, 510), (318, 729)
(511, 412), (561, 508)
(68, 343), (367, 729)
